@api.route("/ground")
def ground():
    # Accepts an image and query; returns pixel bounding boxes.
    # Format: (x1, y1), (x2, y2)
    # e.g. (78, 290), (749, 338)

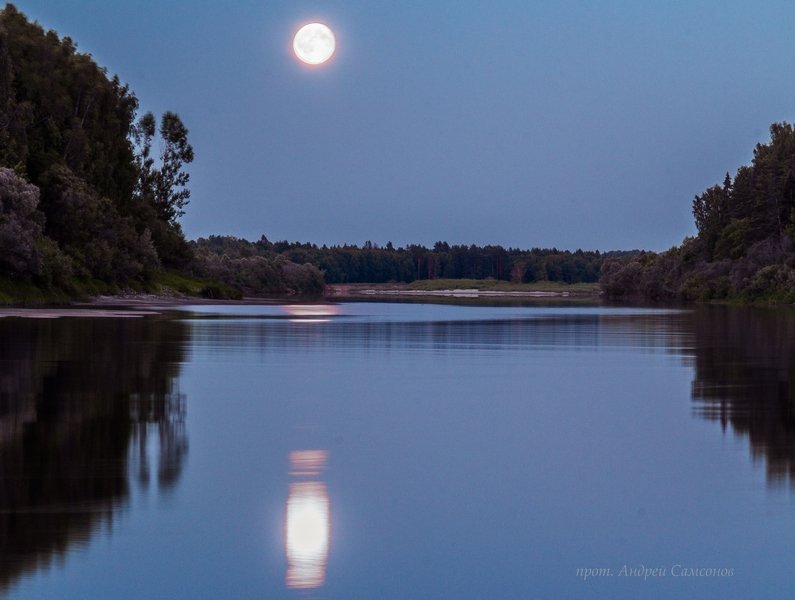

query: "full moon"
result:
(293, 23), (335, 65)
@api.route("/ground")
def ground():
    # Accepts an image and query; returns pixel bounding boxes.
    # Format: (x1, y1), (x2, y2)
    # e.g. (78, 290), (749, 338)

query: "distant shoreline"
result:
(0, 282), (604, 318)
(325, 282), (603, 299)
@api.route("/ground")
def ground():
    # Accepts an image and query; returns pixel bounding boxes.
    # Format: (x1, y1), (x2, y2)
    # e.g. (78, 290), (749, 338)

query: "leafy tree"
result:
(152, 111), (193, 225)
(692, 181), (729, 256)
(131, 110), (194, 268)
(0, 167), (44, 275)
(132, 111), (157, 208)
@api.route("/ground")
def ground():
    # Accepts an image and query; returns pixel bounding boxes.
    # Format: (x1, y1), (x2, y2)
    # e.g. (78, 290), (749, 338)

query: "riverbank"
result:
(0, 291), (293, 318)
(0, 279), (603, 317)
(0, 269), (247, 307)
(325, 280), (603, 299)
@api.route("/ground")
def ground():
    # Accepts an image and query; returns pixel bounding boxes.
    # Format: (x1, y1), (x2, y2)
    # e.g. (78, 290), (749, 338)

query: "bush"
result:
(190, 251), (324, 296)
(600, 257), (645, 297)
(746, 264), (795, 302)
(34, 235), (74, 288)
(679, 276), (711, 301)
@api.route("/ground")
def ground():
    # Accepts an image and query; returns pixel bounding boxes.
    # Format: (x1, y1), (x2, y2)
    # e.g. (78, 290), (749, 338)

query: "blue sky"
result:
(13, 1), (795, 250)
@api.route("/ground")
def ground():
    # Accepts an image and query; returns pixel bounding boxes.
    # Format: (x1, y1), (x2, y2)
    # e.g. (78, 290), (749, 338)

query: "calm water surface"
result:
(1, 301), (794, 599)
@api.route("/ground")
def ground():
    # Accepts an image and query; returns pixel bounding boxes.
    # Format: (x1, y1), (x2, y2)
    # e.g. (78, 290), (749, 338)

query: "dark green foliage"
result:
(146, 217), (193, 269)
(34, 234), (73, 288)
(154, 111), (193, 223)
(132, 111), (156, 206)
(192, 235), (603, 287)
(129, 110), (194, 268)
(692, 177), (730, 258)
(132, 110), (193, 225)
(0, 4), (199, 292)
(0, 25), (22, 168)
(39, 165), (159, 282)
(0, 167), (76, 289)
(0, 167), (43, 275)
(601, 123), (795, 302)
(714, 218), (751, 259)
(745, 264), (795, 303)
(0, 5), (339, 299)
(191, 242), (325, 297)
(0, 4), (138, 201)
(280, 258), (325, 296)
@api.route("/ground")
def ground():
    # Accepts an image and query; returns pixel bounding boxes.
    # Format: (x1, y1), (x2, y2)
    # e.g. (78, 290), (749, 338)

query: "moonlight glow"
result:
(293, 23), (336, 65)
(285, 450), (331, 590)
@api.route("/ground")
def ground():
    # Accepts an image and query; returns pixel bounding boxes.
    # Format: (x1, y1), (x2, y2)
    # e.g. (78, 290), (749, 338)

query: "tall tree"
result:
(154, 111), (193, 225)
(131, 110), (194, 268)
(132, 111), (156, 206)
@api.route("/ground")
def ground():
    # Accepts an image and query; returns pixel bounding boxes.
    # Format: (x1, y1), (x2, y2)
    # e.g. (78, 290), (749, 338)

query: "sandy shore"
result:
(78, 293), (284, 308)
(0, 292), (284, 319)
(0, 284), (602, 318)
(0, 307), (161, 319)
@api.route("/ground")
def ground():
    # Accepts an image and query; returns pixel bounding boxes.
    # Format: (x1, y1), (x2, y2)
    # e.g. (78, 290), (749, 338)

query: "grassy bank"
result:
(146, 270), (242, 299)
(0, 270), (242, 306)
(0, 277), (74, 305)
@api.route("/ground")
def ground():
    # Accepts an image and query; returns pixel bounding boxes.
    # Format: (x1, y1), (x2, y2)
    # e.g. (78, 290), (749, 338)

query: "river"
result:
(1, 301), (793, 599)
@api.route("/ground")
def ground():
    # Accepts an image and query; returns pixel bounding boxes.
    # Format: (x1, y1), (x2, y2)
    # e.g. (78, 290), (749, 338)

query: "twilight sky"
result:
(14, 1), (795, 250)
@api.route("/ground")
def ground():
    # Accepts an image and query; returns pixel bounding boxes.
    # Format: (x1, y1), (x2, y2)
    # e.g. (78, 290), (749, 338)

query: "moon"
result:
(293, 23), (336, 65)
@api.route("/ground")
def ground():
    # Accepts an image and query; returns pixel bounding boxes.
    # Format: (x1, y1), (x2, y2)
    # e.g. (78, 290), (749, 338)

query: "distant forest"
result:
(193, 236), (610, 286)
(602, 123), (795, 303)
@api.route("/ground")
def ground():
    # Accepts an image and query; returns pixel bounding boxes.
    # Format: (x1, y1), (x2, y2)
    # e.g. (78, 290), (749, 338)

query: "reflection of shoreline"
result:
(689, 307), (795, 485)
(0, 317), (189, 594)
(285, 450), (331, 590)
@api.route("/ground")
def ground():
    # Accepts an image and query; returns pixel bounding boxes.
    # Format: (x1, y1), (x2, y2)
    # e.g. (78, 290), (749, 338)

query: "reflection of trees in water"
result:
(0, 317), (188, 593)
(689, 307), (795, 484)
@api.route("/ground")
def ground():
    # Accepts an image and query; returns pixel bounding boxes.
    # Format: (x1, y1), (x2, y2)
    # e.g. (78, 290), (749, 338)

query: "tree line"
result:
(192, 235), (608, 286)
(601, 123), (795, 302)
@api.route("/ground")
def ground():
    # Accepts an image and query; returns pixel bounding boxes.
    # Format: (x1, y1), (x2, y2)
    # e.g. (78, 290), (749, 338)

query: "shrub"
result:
(746, 264), (795, 302)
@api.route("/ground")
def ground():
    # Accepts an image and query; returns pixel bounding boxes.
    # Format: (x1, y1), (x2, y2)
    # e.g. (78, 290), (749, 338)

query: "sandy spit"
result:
(0, 308), (160, 319)
(0, 292), (300, 319)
